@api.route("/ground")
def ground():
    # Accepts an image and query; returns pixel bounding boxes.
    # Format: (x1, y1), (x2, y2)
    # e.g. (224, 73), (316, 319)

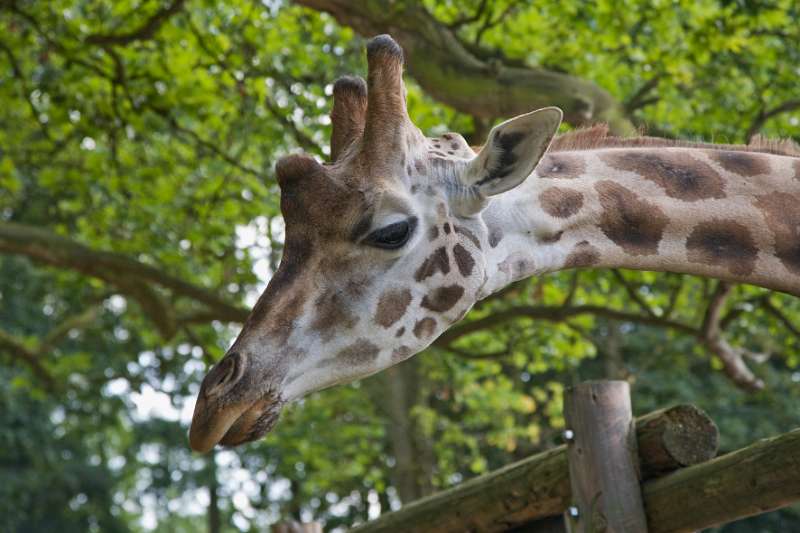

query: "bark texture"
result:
(294, 0), (635, 135)
(564, 381), (648, 532)
(644, 428), (800, 533)
(352, 404), (719, 533)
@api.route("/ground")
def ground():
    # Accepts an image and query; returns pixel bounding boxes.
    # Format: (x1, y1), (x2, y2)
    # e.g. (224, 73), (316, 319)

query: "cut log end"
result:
(637, 404), (719, 478)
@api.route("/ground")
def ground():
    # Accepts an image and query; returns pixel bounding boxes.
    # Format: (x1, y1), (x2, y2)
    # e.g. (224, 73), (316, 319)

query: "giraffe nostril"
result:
(204, 351), (245, 397)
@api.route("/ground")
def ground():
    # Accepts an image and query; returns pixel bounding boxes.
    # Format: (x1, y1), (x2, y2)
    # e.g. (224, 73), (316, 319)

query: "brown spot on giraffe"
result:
(539, 186), (584, 218)
(538, 153), (586, 179)
(710, 151), (771, 176)
(374, 288), (413, 328)
(454, 225), (482, 249)
(428, 225), (439, 241)
(392, 345), (412, 363)
(335, 339), (380, 365)
(312, 286), (358, 337)
(421, 285), (465, 313)
(686, 219), (758, 276)
(452, 243), (475, 277)
(565, 241), (601, 268)
(754, 192), (800, 276)
(603, 151), (725, 201)
(257, 289), (307, 346)
(443, 222), (452, 234)
(488, 228), (503, 248)
(596, 180), (669, 255)
(395, 327), (405, 338)
(413, 317), (437, 338)
(415, 247), (450, 281)
(245, 236), (313, 344)
(540, 230), (564, 244)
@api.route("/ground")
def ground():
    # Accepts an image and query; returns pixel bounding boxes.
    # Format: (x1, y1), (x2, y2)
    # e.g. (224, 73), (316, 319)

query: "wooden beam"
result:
(352, 404), (718, 532)
(635, 404), (718, 479)
(644, 428), (800, 533)
(563, 381), (648, 532)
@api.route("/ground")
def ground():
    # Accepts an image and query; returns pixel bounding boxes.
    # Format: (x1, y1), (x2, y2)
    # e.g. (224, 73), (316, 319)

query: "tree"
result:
(0, 0), (798, 530)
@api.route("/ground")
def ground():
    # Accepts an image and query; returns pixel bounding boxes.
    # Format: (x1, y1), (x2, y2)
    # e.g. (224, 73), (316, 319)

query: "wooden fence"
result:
(340, 380), (800, 533)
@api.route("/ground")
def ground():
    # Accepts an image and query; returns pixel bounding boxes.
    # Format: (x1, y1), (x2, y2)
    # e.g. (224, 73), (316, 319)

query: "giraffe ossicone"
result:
(189, 34), (800, 453)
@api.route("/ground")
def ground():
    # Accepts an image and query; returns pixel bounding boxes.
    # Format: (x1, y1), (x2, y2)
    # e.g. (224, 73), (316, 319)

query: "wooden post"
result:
(563, 380), (648, 532)
(352, 404), (717, 533)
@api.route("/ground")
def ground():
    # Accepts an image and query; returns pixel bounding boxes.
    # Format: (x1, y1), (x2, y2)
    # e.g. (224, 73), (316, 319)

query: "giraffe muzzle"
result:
(189, 351), (285, 452)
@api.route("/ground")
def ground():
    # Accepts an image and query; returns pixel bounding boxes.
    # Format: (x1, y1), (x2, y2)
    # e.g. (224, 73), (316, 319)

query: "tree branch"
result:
(446, 0), (488, 29)
(437, 285), (769, 391)
(0, 328), (56, 389)
(38, 305), (101, 355)
(0, 304), (109, 390)
(294, 0), (636, 134)
(472, 0), (523, 47)
(745, 99), (800, 142)
(624, 75), (661, 113)
(0, 222), (249, 335)
(699, 282), (764, 390)
(612, 269), (656, 317)
(760, 297), (800, 338)
(85, 0), (187, 46)
(434, 303), (697, 349)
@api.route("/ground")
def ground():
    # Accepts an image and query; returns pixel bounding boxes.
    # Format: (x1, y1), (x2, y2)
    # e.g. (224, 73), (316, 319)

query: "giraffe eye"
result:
(364, 217), (417, 250)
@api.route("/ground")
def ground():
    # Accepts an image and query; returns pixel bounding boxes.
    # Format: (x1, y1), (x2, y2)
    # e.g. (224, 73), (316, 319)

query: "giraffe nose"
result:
(202, 351), (245, 398)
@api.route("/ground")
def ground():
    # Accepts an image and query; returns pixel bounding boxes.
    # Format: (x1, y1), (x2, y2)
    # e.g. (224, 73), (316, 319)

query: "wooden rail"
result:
(352, 403), (719, 533)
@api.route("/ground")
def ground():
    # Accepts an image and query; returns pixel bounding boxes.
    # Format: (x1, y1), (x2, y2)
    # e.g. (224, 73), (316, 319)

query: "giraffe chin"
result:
(218, 396), (284, 448)
(189, 391), (284, 453)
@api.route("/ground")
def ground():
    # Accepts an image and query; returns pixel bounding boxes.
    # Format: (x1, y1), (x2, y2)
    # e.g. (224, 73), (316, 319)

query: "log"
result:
(563, 381), (648, 532)
(644, 428), (800, 533)
(352, 404), (718, 532)
(493, 426), (797, 533)
(635, 404), (718, 479)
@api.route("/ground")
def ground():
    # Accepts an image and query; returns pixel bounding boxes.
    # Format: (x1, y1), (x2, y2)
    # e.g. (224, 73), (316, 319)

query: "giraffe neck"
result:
(478, 146), (800, 298)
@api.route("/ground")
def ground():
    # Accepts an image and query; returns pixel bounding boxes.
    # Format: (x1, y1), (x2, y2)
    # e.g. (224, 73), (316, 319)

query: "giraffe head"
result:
(189, 35), (562, 452)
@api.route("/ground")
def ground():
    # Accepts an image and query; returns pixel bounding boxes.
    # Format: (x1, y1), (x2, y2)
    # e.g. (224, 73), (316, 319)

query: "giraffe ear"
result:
(461, 107), (562, 197)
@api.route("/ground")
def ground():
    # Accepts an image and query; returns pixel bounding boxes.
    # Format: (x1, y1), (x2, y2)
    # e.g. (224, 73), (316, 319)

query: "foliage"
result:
(0, 1), (798, 531)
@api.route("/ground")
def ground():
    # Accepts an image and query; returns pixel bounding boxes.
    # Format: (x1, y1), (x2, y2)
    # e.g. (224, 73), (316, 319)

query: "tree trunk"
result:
(369, 357), (435, 503)
(207, 452), (221, 533)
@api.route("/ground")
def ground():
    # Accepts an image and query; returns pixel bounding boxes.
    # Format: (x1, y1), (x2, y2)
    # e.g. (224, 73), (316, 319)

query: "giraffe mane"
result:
(548, 124), (800, 158)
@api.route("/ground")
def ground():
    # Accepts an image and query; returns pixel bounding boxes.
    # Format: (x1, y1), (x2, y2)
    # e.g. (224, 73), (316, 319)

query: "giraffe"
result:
(188, 35), (800, 453)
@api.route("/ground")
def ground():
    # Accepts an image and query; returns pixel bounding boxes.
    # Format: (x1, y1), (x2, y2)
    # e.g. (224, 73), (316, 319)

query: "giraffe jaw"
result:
(189, 391), (285, 453)
(189, 379), (285, 453)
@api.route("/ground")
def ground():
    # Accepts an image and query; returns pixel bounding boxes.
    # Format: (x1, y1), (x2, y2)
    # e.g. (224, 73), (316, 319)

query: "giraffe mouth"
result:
(218, 393), (285, 447)
(189, 388), (285, 453)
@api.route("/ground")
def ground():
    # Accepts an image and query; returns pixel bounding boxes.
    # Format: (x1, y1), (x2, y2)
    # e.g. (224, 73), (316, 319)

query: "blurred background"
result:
(1, 0), (799, 531)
